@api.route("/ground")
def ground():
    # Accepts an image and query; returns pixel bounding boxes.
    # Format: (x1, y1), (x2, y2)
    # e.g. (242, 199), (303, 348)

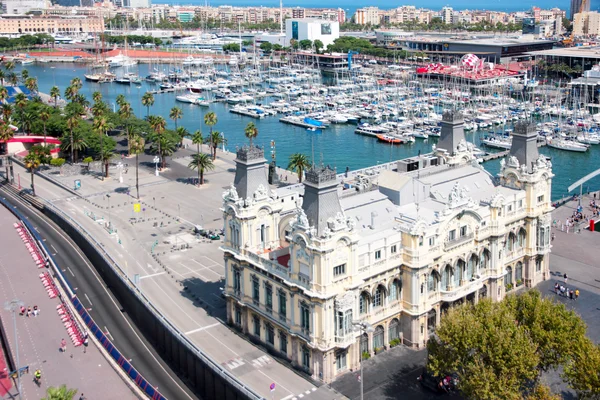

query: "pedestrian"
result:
(569, 290), (574, 300)
(19, 305), (25, 316)
(83, 337), (89, 353)
(60, 338), (67, 353)
(79, 393), (86, 400)
(33, 305), (39, 317)
(551, 232), (555, 241)
(560, 285), (565, 296)
(564, 273), (568, 284)
(554, 282), (559, 294)
(575, 289), (580, 300)
(26, 307), (32, 317)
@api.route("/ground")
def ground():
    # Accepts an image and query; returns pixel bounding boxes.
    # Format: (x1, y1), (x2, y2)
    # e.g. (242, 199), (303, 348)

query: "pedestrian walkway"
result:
(0, 205), (135, 399)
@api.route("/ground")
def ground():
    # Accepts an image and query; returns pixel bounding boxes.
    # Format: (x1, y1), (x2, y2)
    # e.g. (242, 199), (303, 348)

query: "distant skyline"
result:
(155, 0), (577, 19)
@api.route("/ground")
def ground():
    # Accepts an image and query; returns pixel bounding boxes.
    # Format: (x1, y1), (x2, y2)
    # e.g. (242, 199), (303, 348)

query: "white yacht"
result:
(546, 137), (589, 152)
(108, 53), (137, 68)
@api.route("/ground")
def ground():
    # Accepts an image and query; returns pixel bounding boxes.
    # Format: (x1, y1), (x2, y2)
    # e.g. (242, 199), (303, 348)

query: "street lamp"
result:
(352, 321), (374, 400)
(221, 132), (226, 153)
(106, 194), (112, 230)
(5, 299), (24, 400)
(117, 161), (124, 184)
(153, 156), (160, 176)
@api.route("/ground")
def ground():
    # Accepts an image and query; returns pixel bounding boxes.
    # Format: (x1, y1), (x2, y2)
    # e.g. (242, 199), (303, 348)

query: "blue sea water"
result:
(155, 0), (587, 20)
(28, 63), (600, 200)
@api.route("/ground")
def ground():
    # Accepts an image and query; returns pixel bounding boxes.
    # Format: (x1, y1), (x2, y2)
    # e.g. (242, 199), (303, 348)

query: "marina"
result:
(23, 60), (600, 200)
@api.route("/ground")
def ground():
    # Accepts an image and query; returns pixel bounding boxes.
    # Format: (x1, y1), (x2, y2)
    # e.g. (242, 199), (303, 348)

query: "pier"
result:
(229, 107), (266, 119)
(279, 116), (328, 130)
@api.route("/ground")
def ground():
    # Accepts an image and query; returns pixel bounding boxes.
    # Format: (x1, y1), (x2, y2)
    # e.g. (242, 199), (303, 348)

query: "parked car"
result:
(417, 367), (459, 394)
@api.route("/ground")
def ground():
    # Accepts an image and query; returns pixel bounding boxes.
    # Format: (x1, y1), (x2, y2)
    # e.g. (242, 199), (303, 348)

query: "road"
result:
(0, 184), (198, 400)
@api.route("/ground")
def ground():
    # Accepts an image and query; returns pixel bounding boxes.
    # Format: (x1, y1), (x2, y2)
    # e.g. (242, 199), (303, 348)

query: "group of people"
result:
(554, 282), (579, 300)
(19, 305), (39, 317)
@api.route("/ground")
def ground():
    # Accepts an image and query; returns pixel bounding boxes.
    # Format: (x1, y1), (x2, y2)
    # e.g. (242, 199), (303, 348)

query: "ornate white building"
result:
(221, 111), (553, 383)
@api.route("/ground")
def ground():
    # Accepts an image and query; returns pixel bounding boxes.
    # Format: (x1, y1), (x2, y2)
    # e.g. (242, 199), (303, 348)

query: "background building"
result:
(354, 6), (380, 25)
(571, 0), (590, 20)
(573, 11), (600, 35)
(222, 112), (553, 384)
(285, 18), (339, 47)
(0, 15), (104, 34)
(1, 0), (45, 15)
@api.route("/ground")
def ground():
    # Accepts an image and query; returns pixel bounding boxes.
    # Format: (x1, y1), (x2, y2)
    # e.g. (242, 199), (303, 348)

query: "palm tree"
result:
(141, 92), (154, 118)
(39, 110), (50, 145)
(118, 101), (133, 155)
(288, 153), (311, 183)
(169, 106), (183, 130)
(66, 115), (79, 163)
(20, 69), (29, 83)
(175, 126), (188, 147)
(7, 72), (17, 87)
(93, 116), (113, 178)
(0, 123), (14, 154)
(1, 103), (12, 124)
(191, 129), (204, 155)
(20, 111), (35, 134)
(4, 61), (15, 73)
(244, 122), (258, 146)
(0, 86), (8, 104)
(49, 86), (60, 108)
(64, 85), (78, 102)
(209, 130), (225, 160)
(100, 146), (115, 179)
(188, 153), (214, 186)
(149, 133), (176, 169)
(91, 101), (108, 118)
(204, 111), (217, 158)
(0, 70), (5, 86)
(41, 384), (78, 400)
(92, 91), (102, 103)
(148, 115), (166, 167)
(116, 94), (126, 108)
(61, 130), (87, 164)
(24, 151), (41, 195)
(129, 134), (145, 199)
(24, 77), (37, 94)
(70, 77), (82, 90)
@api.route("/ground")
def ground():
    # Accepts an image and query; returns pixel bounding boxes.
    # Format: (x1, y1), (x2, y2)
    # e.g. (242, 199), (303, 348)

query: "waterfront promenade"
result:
(3, 142), (345, 400)
(0, 205), (136, 400)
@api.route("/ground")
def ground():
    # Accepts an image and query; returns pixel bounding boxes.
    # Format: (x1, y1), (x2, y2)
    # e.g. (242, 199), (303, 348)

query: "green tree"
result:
(129, 134), (145, 199)
(209, 130), (225, 160)
(39, 109), (50, 145)
(188, 152), (214, 185)
(41, 384), (78, 400)
(20, 69), (29, 82)
(0, 123), (14, 154)
(115, 94), (126, 108)
(191, 129), (204, 154)
(118, 101), (133, 155)
(175, 126), (188, 147)
(313, 39), (324, 54)
(99, 145), (115, 179)
(287, 153), (310, 182)
(66, 115), (79, 163)
(92, 91), (102, 104)
(149, 132), (176, 169)
(24, 149), (42, 196)
(49, 85), (60, 108)
(562, 338), (600, 399)
(0, 86), (8, 103)
(222, 43), (240, 53)
(1, 103), (12, 124)
(61, 128), (87, 164)
(64, 85), (78, 102)
(244, 122), (258, 146)
(204, 111), (217, 158)
(299, 39), (313, 50)
(24, 77), (38, 94)
(260, 42), (273, 53)
(141, 92), (154, 118)
(169, 106), (183, 130)
(148, 115), (167, 168)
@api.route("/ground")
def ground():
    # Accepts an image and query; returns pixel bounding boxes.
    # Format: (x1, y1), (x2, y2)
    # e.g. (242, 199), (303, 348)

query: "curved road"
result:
(0, 185), (198, 400)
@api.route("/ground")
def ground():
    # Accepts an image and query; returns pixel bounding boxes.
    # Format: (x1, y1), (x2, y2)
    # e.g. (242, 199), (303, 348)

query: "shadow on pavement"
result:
(179, 276), (227, 320)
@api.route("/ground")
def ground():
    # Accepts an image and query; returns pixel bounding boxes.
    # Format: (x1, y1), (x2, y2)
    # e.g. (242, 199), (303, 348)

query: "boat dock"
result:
(229, 108), (266, 119)
(279, 117), (328, 130)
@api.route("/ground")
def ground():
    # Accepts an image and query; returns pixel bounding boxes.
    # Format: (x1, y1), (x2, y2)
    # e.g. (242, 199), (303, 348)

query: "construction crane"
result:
(347, 50), (359, 70)
(563, 0), (589, 47)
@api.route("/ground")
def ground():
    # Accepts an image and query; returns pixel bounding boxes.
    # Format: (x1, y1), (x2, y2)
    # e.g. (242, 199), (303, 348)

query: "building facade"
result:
(1, 0), (46, 15)
(285, 18), (339, 47)
(354, 7), (380, 25)
(571, 0), (590, 20)
(221, 112), (553, 383)
(0, 15), (104, 34)
(573, 11), (600, 35)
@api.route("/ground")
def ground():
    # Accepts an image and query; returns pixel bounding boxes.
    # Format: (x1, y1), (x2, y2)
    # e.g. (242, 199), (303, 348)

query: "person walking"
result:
(79, 394), (86, 400)
(569, 290), (574, 300)
(34, 369), (41, 385)
(554, 282), (559, 294)
(60, 338), (67, 353)
(564, 273), (568, 284)
(575, 289), (580, 300)
(83, 337), (89, 353)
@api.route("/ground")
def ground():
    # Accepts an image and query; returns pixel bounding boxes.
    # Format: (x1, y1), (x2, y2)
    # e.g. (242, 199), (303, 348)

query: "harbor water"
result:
(31, 63), (600, 201)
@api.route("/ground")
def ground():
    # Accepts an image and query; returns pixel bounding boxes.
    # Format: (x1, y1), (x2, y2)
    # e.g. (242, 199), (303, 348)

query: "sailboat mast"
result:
(279, 0), (283, 35)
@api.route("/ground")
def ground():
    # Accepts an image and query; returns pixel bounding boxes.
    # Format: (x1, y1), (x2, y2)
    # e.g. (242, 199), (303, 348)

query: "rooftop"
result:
(527, 45), (600, 59)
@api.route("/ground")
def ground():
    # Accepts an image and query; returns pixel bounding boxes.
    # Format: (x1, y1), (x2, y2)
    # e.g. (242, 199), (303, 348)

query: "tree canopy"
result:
(427, 290), (598, 399)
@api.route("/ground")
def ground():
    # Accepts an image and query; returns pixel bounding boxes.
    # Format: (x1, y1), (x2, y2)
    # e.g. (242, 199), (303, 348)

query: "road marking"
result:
(281, 396), (294, 400)
(224, 357), (245, 370)
(184, 323), (220, 335)
(251, 355), (272, 368)
(84, 293), (93, 306)
(305, 390), (311, 394)
(50, 244), (58, 254)
(257, 370), (293, 395)
(139, 272), (166, 280)
(311, 388), (316, 392)
(104, 326), (114, 341)
(67, 267), (75, 277)
(298, 394), (304, 398)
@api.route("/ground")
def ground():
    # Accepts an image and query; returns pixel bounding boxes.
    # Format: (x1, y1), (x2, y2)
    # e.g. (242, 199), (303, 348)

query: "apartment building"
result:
(354, 6), (380, 25)
(0, 14), (104, 34)
(222, 112), (553, 383)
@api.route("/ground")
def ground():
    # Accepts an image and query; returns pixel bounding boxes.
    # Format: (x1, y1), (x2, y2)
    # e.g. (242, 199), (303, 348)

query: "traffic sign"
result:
(269, 383), (275, 392)
(133, 203), (141, 213)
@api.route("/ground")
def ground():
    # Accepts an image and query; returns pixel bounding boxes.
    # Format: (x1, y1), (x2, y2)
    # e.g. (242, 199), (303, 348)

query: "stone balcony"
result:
(439, 277), (484, 303)
(444, 232), (474, 251)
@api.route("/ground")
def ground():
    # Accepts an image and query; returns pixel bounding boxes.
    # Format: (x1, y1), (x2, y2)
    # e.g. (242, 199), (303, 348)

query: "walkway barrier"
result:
(0, 187), (262, 400)
(0, 196), (167, 400)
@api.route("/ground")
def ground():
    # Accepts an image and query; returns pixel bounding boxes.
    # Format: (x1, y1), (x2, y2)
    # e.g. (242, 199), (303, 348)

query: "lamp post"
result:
(5, 299), (24, 400)
(117, 161), (123, 184)
(352, 321), (374, 400)
(221, 132), (226, 153)
(153, 156), (159, 177)
(106, 194), (111, 229)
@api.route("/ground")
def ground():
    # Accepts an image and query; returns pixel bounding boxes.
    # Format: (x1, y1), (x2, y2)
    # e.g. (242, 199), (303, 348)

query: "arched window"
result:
(479, 249), (490, 271)
(467, 255), (477, 281)
(427, 272), (437, 292)
(388, 279), (401, 302)
(373, 285), (385, 308)
(505, 266), (513, 287)
(373, 326), (384, 350)
(388, 319), (399, 341)
(359, 292), (369, 314)
(515, 262), (523, 284)
(360, 333), (369, 356)
(518, 229), (526, 248)
(506, 233), (516, 252)
(454, 260), (464, 286)
(442, 265), (451, 290)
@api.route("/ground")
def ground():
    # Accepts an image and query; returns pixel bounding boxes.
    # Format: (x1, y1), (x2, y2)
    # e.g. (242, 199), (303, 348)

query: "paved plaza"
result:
(0, 205), (135, 400)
